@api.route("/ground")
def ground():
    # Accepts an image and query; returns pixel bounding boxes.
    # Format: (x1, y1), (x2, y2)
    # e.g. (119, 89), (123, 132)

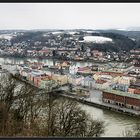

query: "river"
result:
(0, 57), (93, 67)
(0, 57), (140, 137)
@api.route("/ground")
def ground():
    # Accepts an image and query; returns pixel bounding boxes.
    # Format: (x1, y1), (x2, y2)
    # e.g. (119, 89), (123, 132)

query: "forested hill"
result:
(97, 29), (140, 40)
(1, 29), (139, 52)
(79, 32), (136, 52)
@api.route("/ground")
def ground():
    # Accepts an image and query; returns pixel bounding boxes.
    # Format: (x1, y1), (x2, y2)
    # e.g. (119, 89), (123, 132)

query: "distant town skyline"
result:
(0, 3), (140, 30)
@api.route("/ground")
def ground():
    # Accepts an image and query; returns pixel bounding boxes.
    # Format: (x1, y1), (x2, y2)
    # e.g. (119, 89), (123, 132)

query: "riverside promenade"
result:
(59, 85), (140, 116)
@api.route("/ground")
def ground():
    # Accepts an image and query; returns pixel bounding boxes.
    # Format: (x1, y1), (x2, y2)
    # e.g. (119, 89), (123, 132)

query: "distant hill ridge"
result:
(1, 29), (140, 52)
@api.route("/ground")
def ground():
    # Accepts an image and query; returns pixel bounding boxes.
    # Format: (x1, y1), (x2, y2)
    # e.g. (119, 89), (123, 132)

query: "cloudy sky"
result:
(0, 3), (140, 30)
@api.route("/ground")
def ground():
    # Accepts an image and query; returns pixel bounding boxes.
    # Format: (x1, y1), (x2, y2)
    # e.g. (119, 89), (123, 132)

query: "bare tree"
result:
(41, 95), (105, 137)
(0, 74), (43, 136)
(0, 74), (105, 137)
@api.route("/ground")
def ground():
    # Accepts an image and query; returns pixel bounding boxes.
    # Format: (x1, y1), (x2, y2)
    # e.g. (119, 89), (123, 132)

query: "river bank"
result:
(10, 73), (140, 137)
(1, 57), (140, 137)
(11, 72), (140, 117)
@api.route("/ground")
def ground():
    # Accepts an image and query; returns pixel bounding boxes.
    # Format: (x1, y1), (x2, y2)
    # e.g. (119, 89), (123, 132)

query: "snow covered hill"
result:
(80, 36), (113, 43)
(0, 34), (14, 40)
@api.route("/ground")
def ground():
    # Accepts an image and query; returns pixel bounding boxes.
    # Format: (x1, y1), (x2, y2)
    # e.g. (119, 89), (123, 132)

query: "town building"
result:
(102, 89), (140, 110)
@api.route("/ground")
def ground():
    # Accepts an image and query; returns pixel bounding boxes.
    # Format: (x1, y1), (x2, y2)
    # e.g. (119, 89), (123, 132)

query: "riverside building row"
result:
(1, 60), (140, 112)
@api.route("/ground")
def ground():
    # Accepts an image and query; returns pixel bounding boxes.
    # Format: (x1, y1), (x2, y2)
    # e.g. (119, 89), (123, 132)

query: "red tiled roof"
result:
(78, 67), (90, 71)
(100, 72), (124, 77)
(96, 79), (107, 84)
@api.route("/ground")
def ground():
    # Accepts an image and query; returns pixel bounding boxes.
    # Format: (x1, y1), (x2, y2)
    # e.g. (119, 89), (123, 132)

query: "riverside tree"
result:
(0, 73), (105, 137)
(41, 93), (105, 137)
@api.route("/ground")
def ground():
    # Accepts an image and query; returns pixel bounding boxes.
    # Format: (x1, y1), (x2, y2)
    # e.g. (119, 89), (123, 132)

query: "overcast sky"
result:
(0, 3), (140, 30)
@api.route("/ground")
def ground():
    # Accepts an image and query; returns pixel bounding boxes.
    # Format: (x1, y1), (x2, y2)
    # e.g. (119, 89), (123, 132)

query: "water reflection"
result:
(0, 57), (93, 67)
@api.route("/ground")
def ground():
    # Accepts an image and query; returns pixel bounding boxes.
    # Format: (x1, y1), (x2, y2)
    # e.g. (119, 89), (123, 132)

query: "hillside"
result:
(0, 30), (138, 52)
(78, 32), (136, 52)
